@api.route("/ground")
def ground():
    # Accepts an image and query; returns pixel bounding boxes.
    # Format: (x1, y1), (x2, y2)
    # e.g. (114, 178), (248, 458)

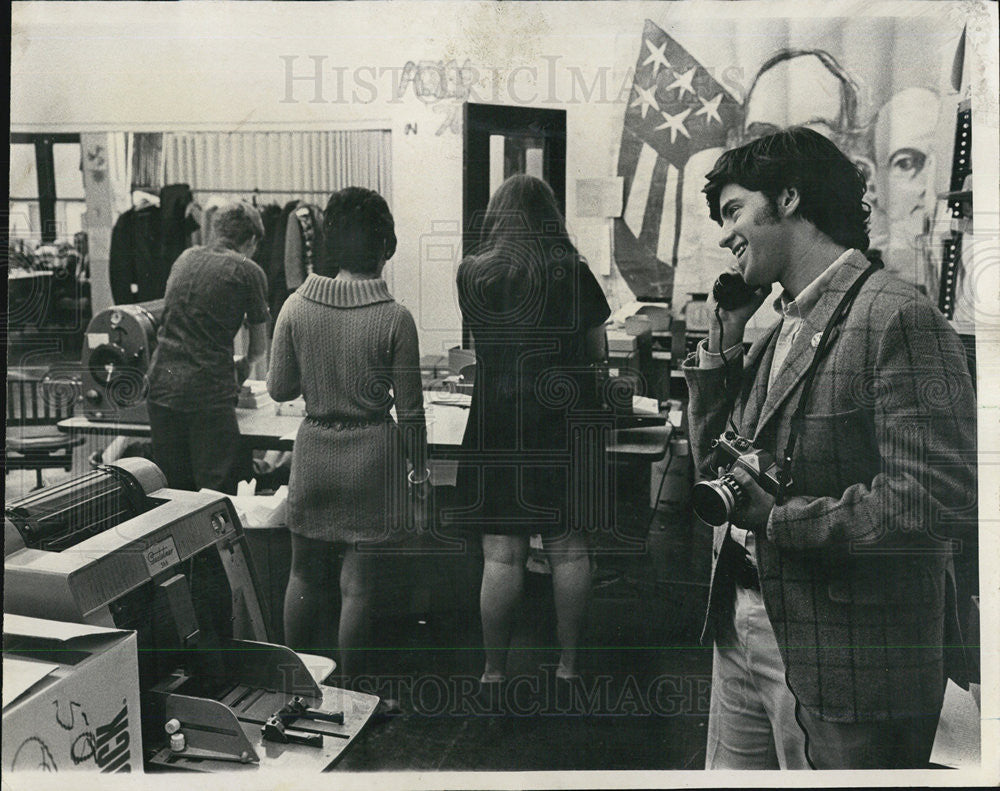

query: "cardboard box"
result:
(3, 615), (142, 773)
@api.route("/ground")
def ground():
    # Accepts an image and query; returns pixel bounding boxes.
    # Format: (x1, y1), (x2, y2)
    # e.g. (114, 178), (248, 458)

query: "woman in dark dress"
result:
(456, 175), (611, 685)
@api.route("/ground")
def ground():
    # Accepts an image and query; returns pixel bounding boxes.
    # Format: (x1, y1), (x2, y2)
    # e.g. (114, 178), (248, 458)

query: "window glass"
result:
(57, 201), (87, 237)
(54, 143), (85, 200)
(10, 144), (38, 198)
(9, 201), (41, 243)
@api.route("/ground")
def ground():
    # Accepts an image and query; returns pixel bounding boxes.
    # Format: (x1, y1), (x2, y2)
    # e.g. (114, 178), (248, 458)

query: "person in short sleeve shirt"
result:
(147, 200), (270, 494)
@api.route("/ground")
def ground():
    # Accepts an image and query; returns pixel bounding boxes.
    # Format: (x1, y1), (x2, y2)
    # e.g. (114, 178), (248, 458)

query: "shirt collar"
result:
(774, 248), (856, 319)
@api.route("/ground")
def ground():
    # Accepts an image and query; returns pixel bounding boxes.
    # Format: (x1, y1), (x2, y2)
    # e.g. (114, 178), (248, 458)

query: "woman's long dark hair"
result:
(468, 175), (580, 398)
(478, 174), (574, 260)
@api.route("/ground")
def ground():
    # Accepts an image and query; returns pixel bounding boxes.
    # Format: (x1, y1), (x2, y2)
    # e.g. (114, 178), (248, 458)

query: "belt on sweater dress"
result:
(304, 414), (390, 431)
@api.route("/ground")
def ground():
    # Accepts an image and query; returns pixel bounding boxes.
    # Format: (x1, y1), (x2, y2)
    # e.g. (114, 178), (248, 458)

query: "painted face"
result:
(717, 183), (786, 288)
(743, 55), (843, 141)
(874, 88), (939, 251)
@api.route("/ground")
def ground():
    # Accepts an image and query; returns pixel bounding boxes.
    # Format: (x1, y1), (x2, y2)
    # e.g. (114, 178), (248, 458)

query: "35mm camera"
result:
(691, 431), (786, 528)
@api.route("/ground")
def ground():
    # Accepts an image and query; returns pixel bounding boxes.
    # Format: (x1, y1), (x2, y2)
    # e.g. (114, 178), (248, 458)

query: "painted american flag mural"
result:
(615, 19), (741, 301)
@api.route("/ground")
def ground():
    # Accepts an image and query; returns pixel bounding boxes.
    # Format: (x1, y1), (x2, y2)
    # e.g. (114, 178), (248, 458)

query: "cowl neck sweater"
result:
(297, 273), (394, 308)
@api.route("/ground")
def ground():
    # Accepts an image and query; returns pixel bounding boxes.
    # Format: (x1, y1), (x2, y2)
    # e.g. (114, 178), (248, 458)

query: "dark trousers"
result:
(798, 704), (941, 770)
(148, 402), (248, 495)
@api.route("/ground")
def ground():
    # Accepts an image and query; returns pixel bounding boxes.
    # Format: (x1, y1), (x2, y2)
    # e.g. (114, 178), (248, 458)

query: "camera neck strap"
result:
(775, 255), (883, 505)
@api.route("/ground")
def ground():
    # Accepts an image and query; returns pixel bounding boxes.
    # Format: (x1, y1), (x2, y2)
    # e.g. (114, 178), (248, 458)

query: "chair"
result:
(5, 371), (84, 490)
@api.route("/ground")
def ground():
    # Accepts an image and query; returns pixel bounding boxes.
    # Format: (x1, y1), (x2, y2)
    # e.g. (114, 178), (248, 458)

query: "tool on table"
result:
(278, 696), (345, 726)
(262, 715), (323, 747)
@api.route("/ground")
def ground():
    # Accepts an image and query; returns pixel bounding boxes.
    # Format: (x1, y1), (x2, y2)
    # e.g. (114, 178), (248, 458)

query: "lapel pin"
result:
(810, 332), (823, 348)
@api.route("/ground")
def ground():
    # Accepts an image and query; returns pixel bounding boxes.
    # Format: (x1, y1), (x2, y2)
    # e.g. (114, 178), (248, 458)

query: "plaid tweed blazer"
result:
(684, 250), (978, 723)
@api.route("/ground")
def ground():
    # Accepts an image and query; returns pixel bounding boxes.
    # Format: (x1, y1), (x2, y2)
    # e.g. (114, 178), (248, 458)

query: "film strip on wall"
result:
(938, 98), (972, 319)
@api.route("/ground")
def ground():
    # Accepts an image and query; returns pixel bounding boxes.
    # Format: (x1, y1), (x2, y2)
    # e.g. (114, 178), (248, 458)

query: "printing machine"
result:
(4, 458), (378, 772)
(80, 301), (162, 422)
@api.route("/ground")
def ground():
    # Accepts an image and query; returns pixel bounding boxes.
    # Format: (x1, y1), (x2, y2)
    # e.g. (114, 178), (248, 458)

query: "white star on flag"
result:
(642, 39), (672, 76)
(654, 108), (692, 144)
(694, 92), (724, 125)
(630, 83), (660, 118)
(666, 66), (697, 99)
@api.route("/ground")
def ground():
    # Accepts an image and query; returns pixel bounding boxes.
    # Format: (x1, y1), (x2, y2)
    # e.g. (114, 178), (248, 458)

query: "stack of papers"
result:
(238, 380), (273, 410)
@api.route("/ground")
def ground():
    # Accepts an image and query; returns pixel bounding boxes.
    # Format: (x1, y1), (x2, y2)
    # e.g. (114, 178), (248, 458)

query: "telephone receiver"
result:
(713, 271), (760, 311)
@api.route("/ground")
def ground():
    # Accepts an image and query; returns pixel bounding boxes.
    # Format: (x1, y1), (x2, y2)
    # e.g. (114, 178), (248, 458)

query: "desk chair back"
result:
(6, 372), (84, 489)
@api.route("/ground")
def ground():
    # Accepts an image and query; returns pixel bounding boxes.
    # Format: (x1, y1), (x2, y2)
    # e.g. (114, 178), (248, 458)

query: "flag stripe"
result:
(623, 142), (658, 239)
(671, 165), (685, 268)
(639, 155), (671, 254)
(656, 163), (678, 264)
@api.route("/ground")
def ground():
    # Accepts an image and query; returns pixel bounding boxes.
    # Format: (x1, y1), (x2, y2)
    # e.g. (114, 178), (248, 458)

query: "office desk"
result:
(58, 392), (671, 460)
(8, 270), (55, 329)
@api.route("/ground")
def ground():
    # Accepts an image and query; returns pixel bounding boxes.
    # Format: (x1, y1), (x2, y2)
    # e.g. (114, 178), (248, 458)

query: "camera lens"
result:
(692, 473), (744, 528)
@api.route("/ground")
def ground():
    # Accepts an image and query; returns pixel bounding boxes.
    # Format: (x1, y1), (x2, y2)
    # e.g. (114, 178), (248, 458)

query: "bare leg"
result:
(543, 530), (591, 678)
(338, 543), (378, 685)
(284, 532), (337, 652)
(480, 533), (529, 680)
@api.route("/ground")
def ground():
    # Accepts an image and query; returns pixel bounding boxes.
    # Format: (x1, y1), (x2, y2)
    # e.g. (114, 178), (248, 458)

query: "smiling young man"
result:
(683, 127), (977, 769)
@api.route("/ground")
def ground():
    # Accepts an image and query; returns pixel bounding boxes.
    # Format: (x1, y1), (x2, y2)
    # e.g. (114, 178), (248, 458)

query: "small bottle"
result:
(170, 732), (186, 752)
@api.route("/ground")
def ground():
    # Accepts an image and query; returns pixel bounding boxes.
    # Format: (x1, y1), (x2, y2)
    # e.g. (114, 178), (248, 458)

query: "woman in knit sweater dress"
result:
(267, 188), (427, 683)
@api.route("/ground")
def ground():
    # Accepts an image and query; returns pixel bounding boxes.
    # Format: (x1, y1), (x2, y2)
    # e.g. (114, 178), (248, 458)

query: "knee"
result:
(482, 535), (529, 568)
(340, 550), (377, 599)
(543, 533), (590, 567)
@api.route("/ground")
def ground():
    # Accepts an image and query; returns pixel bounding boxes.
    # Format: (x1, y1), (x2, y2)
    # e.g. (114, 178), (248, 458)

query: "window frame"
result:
(10, 132), (83, 243)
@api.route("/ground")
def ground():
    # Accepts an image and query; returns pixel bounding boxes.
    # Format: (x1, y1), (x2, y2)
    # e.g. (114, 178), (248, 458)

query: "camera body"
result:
(692, 431), (787, 528)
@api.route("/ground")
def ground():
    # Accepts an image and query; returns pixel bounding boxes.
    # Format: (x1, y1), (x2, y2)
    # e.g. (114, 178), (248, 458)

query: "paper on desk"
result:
(275, 397), (306, 417)
(632, 395), (659, 416)
(3, 613), (125, 642)
(200, 486), (289, 529)
(3, 657), (59, 708)
(930, 679), (981, 768)
(428, 391), (471, 407)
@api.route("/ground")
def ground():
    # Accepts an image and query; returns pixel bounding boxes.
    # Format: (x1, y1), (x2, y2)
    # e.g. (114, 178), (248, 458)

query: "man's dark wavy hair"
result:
(703, 126), (871, 252)
(321, 186), (397, 275)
